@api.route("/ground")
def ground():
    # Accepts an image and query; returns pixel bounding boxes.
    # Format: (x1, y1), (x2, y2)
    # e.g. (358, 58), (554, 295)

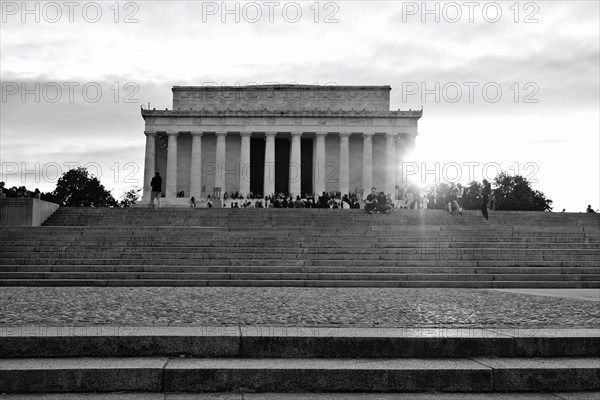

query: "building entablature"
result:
(141, 109), (423, 119)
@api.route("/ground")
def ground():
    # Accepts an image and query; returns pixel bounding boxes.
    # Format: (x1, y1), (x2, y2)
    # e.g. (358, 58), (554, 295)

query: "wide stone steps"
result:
(1, 269), (598, 287)
(4, 225), (598, 235)
(6, 237), (598, 247)
(3, 259), (599, 267)
(5, 227), (599, 235)
(5, 242), (600, 251)
(43, 220), (597, 228)
(2, 265), (598, 274)
(1, 328), (598, 393)
(1, 393), (598, 399)
(7, 227), (597, 235)
(42, 208), (599, 227)
(3, 356), (599, 393)
(1, 208), (598, 287)
(3, 356), (600, 393)
(3, 249), (598, 260)
(7, 279), (597, 287)
(2, 249), (599, 259)
(1, 262), (598, 287)
(3, 271), (599, 281)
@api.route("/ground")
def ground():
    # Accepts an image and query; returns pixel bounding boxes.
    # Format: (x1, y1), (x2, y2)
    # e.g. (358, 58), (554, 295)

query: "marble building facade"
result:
(140, 85), (422, 203)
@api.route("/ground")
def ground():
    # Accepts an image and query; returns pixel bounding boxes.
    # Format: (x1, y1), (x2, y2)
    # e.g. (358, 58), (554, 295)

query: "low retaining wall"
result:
(0, 198), (60, 226)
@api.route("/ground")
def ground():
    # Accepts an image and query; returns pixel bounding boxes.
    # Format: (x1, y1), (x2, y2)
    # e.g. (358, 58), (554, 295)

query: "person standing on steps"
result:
(149, 172), (162, 209)
(448, 187), (458, 215)
(456, 183), (464, 214)
(405, 182), (414, 209)
(481, 179), (491, 222)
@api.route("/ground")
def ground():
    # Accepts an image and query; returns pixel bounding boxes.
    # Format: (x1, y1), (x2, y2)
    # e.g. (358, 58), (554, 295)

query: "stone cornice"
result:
(141, 109), (422, 119)
(172, 85), (391, 92)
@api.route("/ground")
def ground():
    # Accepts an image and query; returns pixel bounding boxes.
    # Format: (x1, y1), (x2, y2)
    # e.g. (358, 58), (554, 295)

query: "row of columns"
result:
(143, 131), (415, 201)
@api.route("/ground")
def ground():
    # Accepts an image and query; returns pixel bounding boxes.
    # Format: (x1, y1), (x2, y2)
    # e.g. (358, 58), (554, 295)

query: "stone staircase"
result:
(0, 327), (598, 394)
(0, 208), (598, 288)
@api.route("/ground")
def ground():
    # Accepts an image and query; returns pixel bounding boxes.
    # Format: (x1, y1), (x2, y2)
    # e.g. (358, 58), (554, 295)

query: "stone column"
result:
(239, 131), (251, 197)
(362, 133), (374, 198)
(398, 133), (417, 186)
(385, 132), (397, 197)
(263, 132), (276, 197)
(405, 134), (416, 155)
(396, 134), (405, 189)
(314, 132), (327, 196)
(338, 132), (350, 196)
(289, 131), (302, 197)
(142, 131), (156, 202)
(190, 132), (203, 200)
(215, 131), (227, 197)
(165, 131), (178, 199)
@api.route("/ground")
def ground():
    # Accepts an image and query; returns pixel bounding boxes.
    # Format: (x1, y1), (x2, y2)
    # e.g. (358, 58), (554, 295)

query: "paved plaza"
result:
(1, 287), (598, 328)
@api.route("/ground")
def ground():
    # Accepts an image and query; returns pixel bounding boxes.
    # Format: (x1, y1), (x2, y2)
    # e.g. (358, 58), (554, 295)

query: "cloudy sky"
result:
(1, 0), (598, 211)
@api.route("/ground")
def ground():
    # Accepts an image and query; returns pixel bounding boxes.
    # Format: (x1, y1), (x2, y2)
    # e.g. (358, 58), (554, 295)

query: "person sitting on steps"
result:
(448, 186), (462, 216)
(365, 187), (378, 214)
(376, 191), (392, 214)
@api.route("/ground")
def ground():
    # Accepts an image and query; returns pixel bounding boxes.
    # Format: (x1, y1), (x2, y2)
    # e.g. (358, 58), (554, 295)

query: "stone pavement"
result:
(490, 289), (600, 301)
(1, 287), (598, 328)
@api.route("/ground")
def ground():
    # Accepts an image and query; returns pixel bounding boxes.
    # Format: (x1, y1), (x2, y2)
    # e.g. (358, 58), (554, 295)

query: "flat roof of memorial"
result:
(172, 85), (392, 91)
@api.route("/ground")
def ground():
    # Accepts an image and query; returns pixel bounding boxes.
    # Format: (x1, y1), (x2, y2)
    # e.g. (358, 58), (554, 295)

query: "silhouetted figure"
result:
(481, 179), (491, 222)
(294, 196), (305, 208)
(149, 172), (162, 209)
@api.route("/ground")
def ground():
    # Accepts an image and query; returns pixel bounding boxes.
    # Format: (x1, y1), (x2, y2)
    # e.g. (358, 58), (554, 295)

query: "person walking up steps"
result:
(149, 172), (162, 209)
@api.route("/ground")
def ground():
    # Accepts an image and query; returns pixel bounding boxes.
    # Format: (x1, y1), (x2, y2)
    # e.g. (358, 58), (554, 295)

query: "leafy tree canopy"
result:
(120, 187), (142, 207)
(53, 167), (117, 207)
(493, 172), (553, 211)
(424, 172), (552, 211)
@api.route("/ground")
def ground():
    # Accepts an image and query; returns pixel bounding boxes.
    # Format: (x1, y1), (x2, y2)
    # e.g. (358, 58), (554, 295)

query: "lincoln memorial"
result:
(141, 85), (422, 204)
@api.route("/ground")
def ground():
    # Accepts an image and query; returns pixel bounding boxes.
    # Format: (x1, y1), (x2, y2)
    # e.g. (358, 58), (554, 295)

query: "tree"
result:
(425, 174), (552, 211)
(493, 172), (553, 211)
(462, 180), (482, 210)
(53, 167), (117, 207)
(120, 186), (142, 207)
(425, 182), (452, 209)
